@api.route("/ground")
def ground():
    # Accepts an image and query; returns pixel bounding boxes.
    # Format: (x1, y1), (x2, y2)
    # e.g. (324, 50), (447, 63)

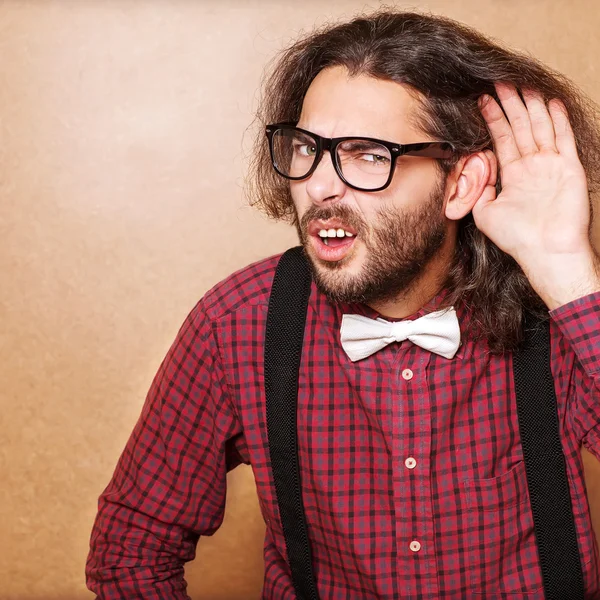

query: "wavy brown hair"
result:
(245, 8), (600, 353)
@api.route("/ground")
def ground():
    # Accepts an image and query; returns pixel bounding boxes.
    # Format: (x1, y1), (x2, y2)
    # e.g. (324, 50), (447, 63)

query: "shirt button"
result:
(402, 368), (413, 380)
(410, 540), (421, 552)
(405, 457), (417, 469)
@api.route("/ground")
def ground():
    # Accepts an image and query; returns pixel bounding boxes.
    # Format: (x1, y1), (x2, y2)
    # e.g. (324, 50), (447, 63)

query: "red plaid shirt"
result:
(87, 251), (600, 599)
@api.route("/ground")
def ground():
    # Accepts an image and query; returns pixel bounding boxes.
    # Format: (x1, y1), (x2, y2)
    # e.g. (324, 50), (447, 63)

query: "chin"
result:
(312, 264), (369, 302)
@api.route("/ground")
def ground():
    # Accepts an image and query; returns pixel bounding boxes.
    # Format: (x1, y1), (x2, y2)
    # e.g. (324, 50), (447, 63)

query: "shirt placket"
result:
(392, 348), (439, 599)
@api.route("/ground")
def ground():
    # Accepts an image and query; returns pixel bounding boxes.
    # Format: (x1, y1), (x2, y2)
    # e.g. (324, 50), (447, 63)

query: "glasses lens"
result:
(271, 129), (318, 179)
(336, 140), (392, 190)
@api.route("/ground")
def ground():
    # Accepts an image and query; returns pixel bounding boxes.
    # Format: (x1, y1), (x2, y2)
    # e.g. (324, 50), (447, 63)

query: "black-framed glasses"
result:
(265, 123), (455, 192)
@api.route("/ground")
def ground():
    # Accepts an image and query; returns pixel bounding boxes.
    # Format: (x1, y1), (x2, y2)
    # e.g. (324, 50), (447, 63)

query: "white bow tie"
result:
(340, 307), (461, 362)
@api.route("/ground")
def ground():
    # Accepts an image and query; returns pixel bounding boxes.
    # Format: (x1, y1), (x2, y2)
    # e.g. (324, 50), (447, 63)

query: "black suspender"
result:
(265, 246), (319, 600)
(264, 245), (585, 600)
(513, 312), (585, 598)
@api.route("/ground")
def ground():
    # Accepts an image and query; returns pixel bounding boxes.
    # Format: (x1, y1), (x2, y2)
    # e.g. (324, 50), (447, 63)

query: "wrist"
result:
(524, 251), (600, 310)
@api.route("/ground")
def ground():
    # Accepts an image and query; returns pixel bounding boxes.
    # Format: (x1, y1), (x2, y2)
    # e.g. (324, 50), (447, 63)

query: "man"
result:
(86, 9), (600, 599)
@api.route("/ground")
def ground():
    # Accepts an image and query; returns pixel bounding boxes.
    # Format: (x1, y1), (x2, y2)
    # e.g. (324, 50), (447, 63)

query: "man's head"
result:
(247, 9), (600, 350)
(289, 65), (487, 305)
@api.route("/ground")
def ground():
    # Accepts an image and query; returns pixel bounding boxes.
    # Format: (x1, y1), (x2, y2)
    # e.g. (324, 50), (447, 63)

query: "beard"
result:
(295, 176), (448, 305)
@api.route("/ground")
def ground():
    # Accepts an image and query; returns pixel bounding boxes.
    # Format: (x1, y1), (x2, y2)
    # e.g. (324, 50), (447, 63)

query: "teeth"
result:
(318, 228), (355, 238)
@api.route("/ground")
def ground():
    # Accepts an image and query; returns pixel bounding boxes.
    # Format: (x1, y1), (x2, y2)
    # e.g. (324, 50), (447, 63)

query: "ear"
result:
(444, 150), (497, 221)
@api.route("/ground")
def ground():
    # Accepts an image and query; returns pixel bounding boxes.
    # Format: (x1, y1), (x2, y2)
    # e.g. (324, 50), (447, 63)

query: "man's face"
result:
(291, 65), (450, 305)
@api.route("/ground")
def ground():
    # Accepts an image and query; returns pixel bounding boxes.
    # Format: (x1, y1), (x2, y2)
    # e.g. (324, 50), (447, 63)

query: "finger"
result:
(478, 93), (521, 168)
(548, 99), (579, 158)
(522, 89), (557, 152)
(494, 82), (538, 156)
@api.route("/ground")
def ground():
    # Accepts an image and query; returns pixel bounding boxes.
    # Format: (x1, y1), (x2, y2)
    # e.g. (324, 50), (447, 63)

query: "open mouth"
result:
(318, 227), (355, 247)
(310, 226), (357, 261)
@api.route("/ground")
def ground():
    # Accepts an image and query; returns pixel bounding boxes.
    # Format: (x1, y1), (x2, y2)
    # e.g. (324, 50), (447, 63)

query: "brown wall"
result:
(1, 1), (599, 598)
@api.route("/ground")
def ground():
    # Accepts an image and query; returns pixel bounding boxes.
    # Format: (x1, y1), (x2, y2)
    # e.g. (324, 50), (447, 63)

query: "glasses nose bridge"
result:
(315, 135), (339, 172)
(321, 136), (333, 150)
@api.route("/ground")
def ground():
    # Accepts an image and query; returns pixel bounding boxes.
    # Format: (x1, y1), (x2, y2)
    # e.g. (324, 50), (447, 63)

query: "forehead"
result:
(297, 65), (425, 142)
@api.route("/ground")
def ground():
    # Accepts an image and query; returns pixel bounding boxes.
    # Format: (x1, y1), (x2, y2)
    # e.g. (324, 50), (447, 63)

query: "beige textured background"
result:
(1, 1), (599, 599)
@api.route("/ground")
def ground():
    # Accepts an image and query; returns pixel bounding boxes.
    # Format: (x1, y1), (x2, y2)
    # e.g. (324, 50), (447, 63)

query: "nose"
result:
(304, 150), (347, 205)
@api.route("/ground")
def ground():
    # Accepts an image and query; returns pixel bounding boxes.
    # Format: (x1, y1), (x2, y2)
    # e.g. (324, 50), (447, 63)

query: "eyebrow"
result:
(290, 131), (316, 142)
(338, 140), (389, 151)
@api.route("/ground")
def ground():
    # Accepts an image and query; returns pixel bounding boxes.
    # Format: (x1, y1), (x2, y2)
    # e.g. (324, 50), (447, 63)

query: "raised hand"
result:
(473, 82), (599, 309)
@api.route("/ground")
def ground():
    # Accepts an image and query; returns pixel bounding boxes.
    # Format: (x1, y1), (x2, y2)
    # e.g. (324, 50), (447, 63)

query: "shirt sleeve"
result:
(86, 299), (245, 599)
(549, 290), (600, 461)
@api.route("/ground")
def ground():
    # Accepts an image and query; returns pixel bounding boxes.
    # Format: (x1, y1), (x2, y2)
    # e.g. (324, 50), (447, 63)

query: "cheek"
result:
(388, 160), (442, 205)
(289, 182), (306, 211)
(353, 199), (379, 224)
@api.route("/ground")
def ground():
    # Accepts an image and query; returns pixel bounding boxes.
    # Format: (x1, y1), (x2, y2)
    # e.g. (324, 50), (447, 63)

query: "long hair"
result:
(245, 8), (600, 353)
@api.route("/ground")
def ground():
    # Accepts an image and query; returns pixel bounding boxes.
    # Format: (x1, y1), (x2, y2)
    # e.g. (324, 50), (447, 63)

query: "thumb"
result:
(471, 184), (497, 230)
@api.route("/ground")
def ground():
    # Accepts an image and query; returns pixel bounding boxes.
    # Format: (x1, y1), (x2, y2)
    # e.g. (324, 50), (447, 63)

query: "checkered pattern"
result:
(86, 252), (600, 599)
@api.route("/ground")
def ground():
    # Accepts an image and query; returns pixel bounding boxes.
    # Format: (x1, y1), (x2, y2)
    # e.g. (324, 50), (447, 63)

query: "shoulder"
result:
(198, 251), (285, 322)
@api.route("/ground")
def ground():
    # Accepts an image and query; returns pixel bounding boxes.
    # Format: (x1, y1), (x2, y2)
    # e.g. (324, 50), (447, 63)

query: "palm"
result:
(472, 83), (590, 265)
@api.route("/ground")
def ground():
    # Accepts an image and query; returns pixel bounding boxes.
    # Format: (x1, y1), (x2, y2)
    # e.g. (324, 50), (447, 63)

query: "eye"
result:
(293, 143), (317, 157)
(337, 140), (391, 166)
(362, 153), (389, 164)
